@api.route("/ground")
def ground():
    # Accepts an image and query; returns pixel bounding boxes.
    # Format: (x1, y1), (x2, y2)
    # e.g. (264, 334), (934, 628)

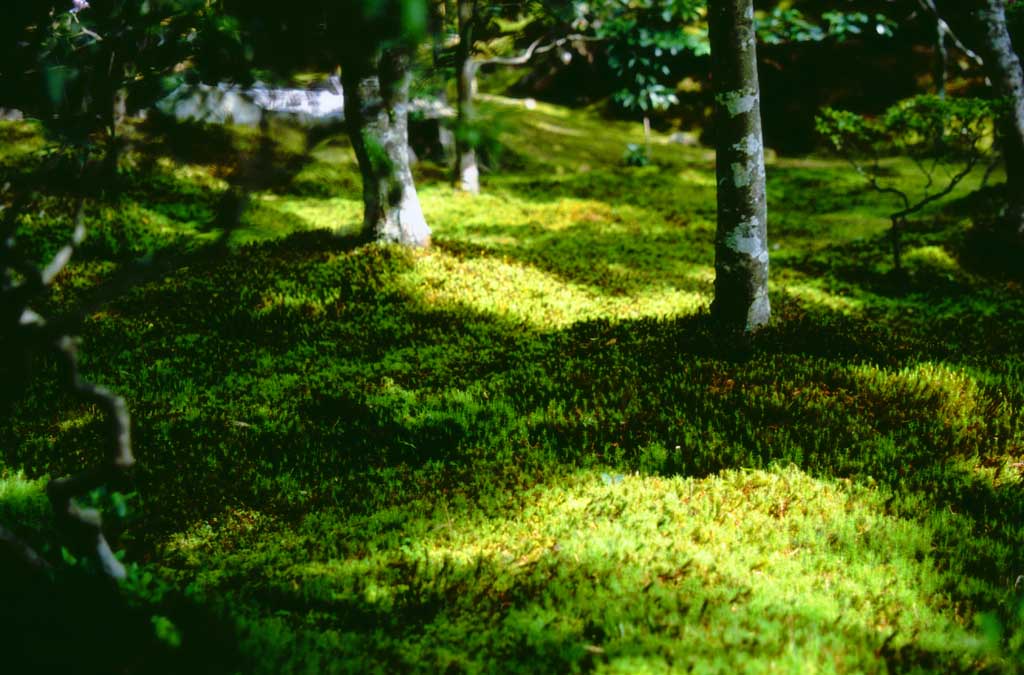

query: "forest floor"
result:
(1, 97), (1023, 673)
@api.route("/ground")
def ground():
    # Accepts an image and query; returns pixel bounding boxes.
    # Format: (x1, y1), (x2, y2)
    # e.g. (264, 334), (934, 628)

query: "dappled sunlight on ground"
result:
(2, 95), (1023, 672)
(404, 248), (708, 328)
(159, 466), (983, 672)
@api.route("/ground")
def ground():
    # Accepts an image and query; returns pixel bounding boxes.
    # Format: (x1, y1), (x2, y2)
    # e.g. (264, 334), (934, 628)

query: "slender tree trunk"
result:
(429, 0), (455, 163)
(934, 22), (949, 97)
(708, 0), (770, 332)
(919, 0), (949, 97)
(99, 49), (127, 182)
(103, 86), (127, 181)
(972, 0), (1024, 238)
(455, 0), (480, 194)
(342, 48), (431, 246)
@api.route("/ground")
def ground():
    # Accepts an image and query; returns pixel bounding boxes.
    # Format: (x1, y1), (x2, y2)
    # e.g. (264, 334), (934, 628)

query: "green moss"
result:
(1, 98), (1022, 672)
(170, 467), (986, 673)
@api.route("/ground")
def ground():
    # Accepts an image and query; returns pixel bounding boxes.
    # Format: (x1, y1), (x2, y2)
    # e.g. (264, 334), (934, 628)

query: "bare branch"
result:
(910, 153), (935, 195)
(3, 186), (133, 580)
(894, 152), (979, 220)
(47, 334), (134, 580)
(2, 109), (257, 582)
(475, 34), (600, 68)
(847, 155), (912, 212)
(0, 523), (51, 573)
(917, 0), (985, 68)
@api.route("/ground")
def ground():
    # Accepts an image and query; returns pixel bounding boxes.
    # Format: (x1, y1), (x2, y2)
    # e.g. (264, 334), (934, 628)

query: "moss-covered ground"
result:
(1, 96), (1023, 673)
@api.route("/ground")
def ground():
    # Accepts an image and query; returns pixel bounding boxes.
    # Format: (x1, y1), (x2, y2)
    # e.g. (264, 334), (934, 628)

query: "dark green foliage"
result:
(0, 1), (204, 144)
(817, 96), (1000, 161)
(756, 7), (895, 44)
(578, 0), (706, 114)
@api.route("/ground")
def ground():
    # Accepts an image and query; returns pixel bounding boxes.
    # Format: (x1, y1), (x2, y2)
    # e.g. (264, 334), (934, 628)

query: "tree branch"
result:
(894, 152), (979, 220)
(475, 34), (600, 68)
(0, 523), (51, 574)
(917, 0), (985, 68)
(847, 155), (912, 212)
(46, 333), (134, 580)
(2, 187), (133, 580)
(2, 113), (259, 581)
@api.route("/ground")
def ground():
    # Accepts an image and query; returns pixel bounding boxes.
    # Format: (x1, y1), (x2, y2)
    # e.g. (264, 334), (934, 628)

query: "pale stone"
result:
(157, 81), (453, 128)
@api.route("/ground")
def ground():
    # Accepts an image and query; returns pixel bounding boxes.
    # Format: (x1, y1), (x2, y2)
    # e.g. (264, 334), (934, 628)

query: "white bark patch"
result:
(726, 226), (766, 260)
(459, 157), (480, 194)
(746, 292), (771, 331)
(378, 165), (431, 246)
(397, 191), (431, 245)
(389, 172), (431, 246)
(731, 162), (751, 188)
(732, 133), (762, 157)
(715, 90), (758, 117)
(730, 133), (765, 189)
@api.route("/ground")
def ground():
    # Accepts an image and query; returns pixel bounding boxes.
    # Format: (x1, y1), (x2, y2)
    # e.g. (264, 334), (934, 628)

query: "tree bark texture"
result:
(708, 0), (770, 332)
(342, 48), (431, 246)
(455, 0), (481, 194)
(972, 0), (1024, 238)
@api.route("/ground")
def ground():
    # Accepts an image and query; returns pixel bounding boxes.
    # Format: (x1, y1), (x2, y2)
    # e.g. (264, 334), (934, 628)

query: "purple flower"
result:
(70, 0), (90, 14)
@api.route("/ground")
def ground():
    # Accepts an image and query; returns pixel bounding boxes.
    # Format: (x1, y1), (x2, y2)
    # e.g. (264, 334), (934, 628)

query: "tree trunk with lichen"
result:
(971, 0), (1024, 240)
(708, 0), (770, 332)
(342, 48), (431, 246)
(455, 0), (480, 194)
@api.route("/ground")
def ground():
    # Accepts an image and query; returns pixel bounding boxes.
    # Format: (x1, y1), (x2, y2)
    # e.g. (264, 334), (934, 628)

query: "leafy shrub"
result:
(816, 95), (999, 275)
(622, 142), (650, 167)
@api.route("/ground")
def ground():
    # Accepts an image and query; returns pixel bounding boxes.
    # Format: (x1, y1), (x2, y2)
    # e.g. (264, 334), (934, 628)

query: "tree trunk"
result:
(342, 48), (431, 246)
(934, 21), (949, 98)
(972, 0), (1024, 239)
(455, 0), (480, 194)
(708, 0), (770, 332)
(429, 0), (456, 163)
(103, 86), (127, 181)
(919, 0), (950, 97)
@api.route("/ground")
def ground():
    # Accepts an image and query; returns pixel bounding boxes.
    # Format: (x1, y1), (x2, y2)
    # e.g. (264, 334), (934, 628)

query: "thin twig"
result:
(893, 152), (979, 220)
(846, 155), (911, 211)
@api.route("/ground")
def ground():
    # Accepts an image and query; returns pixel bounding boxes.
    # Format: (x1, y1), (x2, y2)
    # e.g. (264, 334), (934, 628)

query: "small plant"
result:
(623, 142), (650, 167)
(816, 95), (999, 277)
